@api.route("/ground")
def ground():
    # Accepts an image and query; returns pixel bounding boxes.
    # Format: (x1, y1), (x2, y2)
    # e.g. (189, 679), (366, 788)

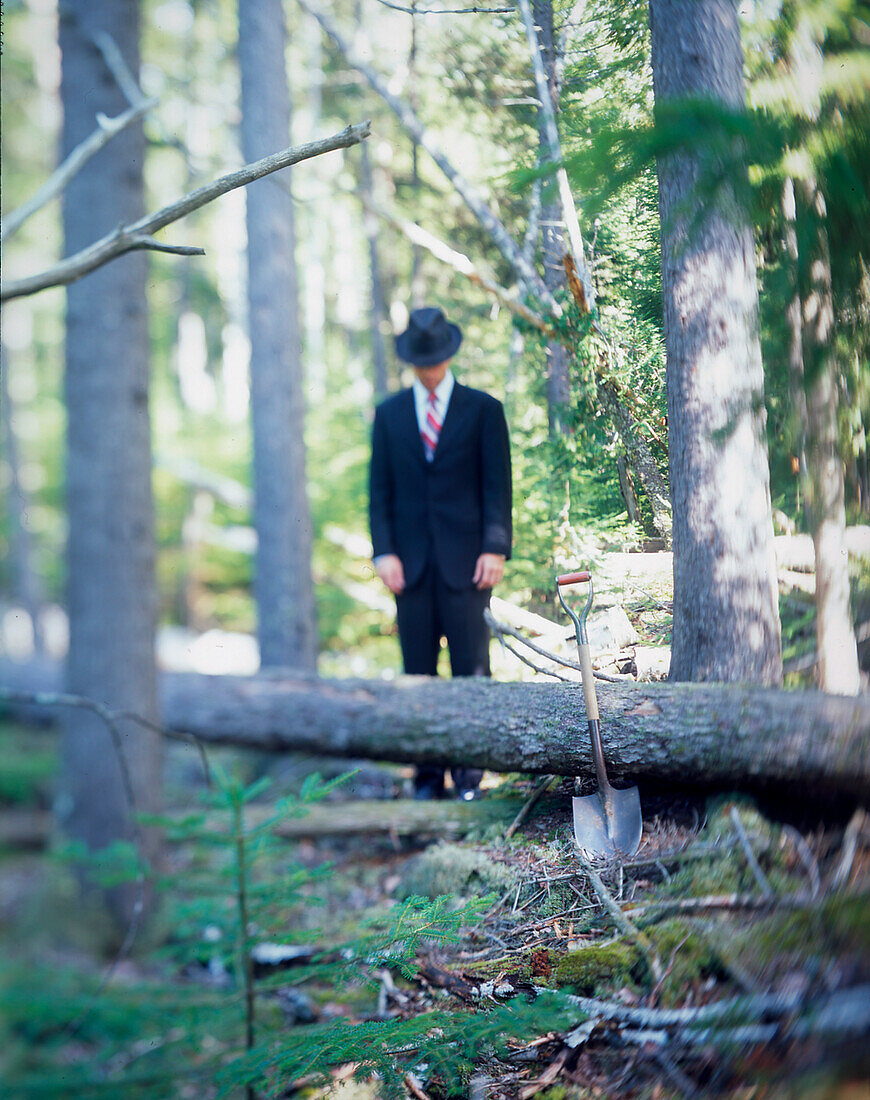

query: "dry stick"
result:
(0, 687), (212, 783)
(729, 806), (774, 899)
(484, 607), (625, 682)
(830, 807), (870, 890)
(298, 0), (555, 311)
(486, 612), (574, 683)
(505, 776), (558, 839)
(539, 984), (806, 1029)
(1, 98), (157, 242)
(574, 851), (664, 982)
(781, 824), (821, 899)
(621, 891), (824, 920)
(2, 121), (371, 301)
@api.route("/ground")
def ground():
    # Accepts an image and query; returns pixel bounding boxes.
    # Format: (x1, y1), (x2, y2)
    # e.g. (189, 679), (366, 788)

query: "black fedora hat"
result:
(395, 306), (462, 367)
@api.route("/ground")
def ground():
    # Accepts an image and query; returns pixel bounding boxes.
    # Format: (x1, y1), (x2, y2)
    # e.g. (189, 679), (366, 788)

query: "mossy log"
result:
(3, 660), (870, 798)
(159, 671), (870, 800)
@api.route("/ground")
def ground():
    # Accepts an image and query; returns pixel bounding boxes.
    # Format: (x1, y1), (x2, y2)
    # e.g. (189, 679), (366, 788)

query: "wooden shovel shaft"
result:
(578, 641), (612, 793)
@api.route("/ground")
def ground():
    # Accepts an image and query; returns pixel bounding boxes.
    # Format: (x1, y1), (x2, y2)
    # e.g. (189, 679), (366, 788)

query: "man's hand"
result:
(375, 554), (405, 595)
(473, 552), (505, 590)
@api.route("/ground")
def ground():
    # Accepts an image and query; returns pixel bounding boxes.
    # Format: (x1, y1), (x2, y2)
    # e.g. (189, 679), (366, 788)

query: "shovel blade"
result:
(572, 785), (642, 859)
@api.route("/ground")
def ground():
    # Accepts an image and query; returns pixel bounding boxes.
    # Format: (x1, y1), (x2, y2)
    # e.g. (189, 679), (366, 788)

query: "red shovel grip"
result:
(556, 570), (591, 585)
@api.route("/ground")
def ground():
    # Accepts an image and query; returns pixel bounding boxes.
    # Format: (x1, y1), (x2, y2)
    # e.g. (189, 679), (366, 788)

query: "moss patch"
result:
(645, 918), (725, 1006)
(396, 842), (517, 902)
(553, 938), (641, 994)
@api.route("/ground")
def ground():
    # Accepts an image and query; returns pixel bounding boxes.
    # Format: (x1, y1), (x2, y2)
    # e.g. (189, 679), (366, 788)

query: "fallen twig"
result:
(484, 608), (625, 682)
(622, 891), (824, 920)
(730, 806), (774, 898)
(505, 776), (557, 839)
(781, 824), (821, 899)
(830, 808), (869, 890)
(574, 850), (664, 982)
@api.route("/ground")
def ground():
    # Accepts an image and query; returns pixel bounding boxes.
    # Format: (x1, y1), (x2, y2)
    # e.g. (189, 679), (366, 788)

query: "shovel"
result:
(557, 570), (643, 859)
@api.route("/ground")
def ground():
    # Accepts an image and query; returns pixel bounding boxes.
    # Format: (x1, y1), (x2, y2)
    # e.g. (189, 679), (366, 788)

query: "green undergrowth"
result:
(0, 769), (576, 1098)
(0, 722), (56, 809)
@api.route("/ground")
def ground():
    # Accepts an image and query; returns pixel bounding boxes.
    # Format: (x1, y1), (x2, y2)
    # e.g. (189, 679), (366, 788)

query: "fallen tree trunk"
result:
(3, 660), (869, 799)
(0, 799), (532, 851)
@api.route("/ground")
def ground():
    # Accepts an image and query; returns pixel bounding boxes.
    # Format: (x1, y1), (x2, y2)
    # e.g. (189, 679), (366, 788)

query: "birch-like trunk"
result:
(59, 0), (162, 916)
(648, 0), (782, 684)
(239, 0), (317, 670)
(532, 0), (572, 437)
(799, 180), (860, 694)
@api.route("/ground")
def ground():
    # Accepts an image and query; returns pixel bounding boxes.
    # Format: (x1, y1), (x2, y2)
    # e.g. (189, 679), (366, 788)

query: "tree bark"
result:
(800, 179), (860, 694)
(531, 0), (572, 437)
(0, 342), (47, 652)
(4, 665), (869, 799)
(358, 140), (392, 399)
(239, 0), (317, 670)
(648, 0), (782, 684)
(59, 0), (162, 916)
(157, 672), (870, 799)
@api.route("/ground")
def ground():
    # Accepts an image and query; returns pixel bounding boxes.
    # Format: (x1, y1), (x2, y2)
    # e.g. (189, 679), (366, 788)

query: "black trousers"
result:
(395, 558), (490, 792)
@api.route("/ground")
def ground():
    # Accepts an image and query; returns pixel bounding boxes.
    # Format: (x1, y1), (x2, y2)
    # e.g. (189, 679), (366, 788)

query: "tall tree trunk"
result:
(648, 0), (782, 684)
(238, 0), (317, 671)
(799, 179), (860, 694)
(359, 140), (392, 399)
(59, 0), (162, 918)
(782, 18), (860, 696)
(532, 0), (572, 437)
(0, 341), (47, 652)
(408, 12), (426, 309)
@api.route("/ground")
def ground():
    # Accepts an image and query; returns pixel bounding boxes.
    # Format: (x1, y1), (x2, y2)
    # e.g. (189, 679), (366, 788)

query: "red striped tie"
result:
(421, 391), (442, 461)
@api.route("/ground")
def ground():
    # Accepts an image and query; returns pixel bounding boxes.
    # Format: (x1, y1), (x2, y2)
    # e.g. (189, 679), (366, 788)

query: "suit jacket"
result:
(369, 381), (512, 591)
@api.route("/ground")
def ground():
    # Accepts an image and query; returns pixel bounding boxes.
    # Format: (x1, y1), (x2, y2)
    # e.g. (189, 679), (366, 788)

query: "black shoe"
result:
(413, 782), (443, 801)
(451, 767), (483, 801)
(455, 785), (481, 802)
(413, 766), (445, 801)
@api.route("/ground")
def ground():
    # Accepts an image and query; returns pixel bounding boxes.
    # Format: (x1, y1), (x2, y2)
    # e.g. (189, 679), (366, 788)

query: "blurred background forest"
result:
(2, 0), (870, 1095)
(4, 0), (864, 682)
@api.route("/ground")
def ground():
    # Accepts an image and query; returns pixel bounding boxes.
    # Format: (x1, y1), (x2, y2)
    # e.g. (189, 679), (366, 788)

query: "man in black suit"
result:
(369, 306), (512, 799)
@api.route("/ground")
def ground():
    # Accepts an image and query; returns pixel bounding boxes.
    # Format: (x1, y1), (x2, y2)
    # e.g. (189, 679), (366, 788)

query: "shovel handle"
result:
(556, 571), (591, 585)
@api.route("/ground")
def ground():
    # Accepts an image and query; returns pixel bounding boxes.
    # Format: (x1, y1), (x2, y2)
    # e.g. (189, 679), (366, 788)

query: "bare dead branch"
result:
(373, 0), (514, 10)
(1, 99), (157, 242)
(2, 121), (371, 301)
(517, 0), (594, 306)
(354, 189), (559, 335)
(484, 607), (625, 682)
(127, 235), (206, 256)
(91, 29), (149, 108)
(300, 0), (555, 309)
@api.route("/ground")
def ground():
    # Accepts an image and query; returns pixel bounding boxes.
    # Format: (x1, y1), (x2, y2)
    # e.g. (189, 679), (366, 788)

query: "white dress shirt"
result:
(412, 369), (455, 437)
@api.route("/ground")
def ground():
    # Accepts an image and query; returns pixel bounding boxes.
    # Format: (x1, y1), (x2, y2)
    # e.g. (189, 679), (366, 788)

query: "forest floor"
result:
(1, 551), (869, 1098)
